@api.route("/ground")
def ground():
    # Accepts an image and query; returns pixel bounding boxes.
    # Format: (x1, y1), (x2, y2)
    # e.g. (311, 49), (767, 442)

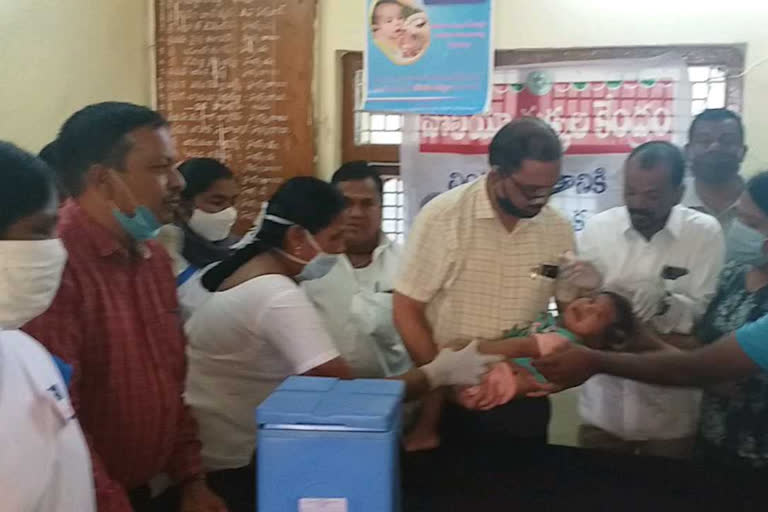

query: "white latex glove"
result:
(555, 251), (603, 303)
(420, 341), (503, 389)
(631, 278), (667, 322)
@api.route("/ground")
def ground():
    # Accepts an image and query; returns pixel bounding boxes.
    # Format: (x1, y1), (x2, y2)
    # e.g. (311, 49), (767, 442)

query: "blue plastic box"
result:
(257, 377), (405, 512)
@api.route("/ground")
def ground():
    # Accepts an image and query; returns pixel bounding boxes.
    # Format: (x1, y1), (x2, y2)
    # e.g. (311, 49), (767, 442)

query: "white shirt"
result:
(184, 274), (340, 471)
(681, 176), (739, 230)
(303, 237), (412, 378)
(578, 205), (725, 440)
(0, 330), (94, 512)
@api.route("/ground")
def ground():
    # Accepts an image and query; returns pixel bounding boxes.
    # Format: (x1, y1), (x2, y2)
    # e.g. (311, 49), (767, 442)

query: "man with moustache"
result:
(682, 109), (754, 264)
(303, 161), (411, 378)
(576, 141), (724, 458)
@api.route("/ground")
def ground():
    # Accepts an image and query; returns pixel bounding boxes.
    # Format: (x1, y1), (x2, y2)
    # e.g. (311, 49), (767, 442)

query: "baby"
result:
(405, 291), (634, 450)
(371, 0), (405, 55)
(456, 291), (635, 410)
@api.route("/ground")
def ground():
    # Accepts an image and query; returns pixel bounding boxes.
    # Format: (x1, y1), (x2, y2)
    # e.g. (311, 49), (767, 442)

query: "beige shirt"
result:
(395, 176), (575, 347)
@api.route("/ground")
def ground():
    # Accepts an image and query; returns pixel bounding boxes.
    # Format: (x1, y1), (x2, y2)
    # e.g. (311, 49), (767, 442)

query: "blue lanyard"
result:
(177, 265), (199, 287)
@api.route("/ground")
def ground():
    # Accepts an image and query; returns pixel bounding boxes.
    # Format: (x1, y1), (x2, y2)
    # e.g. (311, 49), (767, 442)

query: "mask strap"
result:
(263, 214), (294, 226)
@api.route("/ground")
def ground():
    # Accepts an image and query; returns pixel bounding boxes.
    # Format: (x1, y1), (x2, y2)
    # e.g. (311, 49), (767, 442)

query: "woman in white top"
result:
(185, 177), (498, 512)
(0, 141), (95, 512)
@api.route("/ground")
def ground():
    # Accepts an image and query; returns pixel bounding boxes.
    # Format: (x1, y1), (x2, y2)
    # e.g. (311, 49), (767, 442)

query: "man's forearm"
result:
(596, 336), (758, 386)
(393, 292), (437, 364)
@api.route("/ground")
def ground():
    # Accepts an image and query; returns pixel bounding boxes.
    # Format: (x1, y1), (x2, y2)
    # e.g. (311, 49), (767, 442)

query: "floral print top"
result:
(696, 261), (768, 467)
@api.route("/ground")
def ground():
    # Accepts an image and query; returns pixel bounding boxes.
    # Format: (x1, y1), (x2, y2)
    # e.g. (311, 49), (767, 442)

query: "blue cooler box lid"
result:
(257, 377), (405, 431)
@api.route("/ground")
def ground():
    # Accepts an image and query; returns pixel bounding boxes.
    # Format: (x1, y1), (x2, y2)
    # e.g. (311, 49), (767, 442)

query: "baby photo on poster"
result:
(370, 0), (432, 65)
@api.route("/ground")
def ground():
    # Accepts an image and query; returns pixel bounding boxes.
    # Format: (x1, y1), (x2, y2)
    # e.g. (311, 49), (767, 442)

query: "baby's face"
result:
(562, 294), (616, 344)
(401, 12), (429, 57)
(373, 3), (405, 42)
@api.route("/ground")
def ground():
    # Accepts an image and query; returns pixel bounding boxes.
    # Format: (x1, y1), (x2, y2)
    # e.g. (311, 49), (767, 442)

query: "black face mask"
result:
(692, 150), (742, 184)
(496, 193), (540, 219)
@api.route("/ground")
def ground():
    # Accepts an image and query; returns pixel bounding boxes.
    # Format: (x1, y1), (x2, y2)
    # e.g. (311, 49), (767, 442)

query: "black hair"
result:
(688, 108), (744, 144)
(627, 141), (685, 186)
(372, 0), (402, 25)
(178, 158), (235, 201)
(488, 118), (562, 174)
(55, 102), (168, 197)
(331, 160), (384, 198)
(38, 139), (68, 200)
(746, 171), (768, 218)
(202, 177), (346, 291)
(600, 290), (636, 347)
(0, 141), (56, 238)
(38, 140), (60, 171)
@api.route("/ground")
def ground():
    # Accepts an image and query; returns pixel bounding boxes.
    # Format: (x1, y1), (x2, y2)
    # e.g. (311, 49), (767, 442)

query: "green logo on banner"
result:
(573, 82), (588, 91)
(526, 71), (553, 96)
(510, 83), (525, 93)
(606, 80), (623, 90)
(640, 79), (657, 88)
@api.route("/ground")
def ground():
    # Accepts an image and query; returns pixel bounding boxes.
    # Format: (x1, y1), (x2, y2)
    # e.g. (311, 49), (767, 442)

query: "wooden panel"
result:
(155, 0), (316, 222)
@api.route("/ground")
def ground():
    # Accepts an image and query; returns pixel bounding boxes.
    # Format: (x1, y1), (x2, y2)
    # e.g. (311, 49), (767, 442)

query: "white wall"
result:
(315, 0), (768, 179)
(0, 0), (152, 153)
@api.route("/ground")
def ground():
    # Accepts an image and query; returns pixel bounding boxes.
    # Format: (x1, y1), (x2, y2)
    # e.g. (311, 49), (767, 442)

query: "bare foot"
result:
(404, 430), (441, 452)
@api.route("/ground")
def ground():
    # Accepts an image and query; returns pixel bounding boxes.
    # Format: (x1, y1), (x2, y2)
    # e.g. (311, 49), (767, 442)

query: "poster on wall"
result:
(400, 56), (691, 233)
(363, 0), (493, 115)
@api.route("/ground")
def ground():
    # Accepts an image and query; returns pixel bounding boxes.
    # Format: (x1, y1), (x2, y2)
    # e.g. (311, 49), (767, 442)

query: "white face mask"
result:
(0, 239), (68, 329)
(188, 207), (238, 242)
(265, 214), (339, 281)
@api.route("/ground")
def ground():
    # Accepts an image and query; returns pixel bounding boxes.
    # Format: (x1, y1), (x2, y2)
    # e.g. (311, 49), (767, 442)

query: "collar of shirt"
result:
(620, 204), (684, 241)
(371, 233), (394, 261)
(682, 177), (738, 224)
(63, 201), (153, 260)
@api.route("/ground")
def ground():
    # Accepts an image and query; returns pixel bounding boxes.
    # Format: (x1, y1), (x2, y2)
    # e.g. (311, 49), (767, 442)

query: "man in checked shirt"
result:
(24, 102), (227, 512)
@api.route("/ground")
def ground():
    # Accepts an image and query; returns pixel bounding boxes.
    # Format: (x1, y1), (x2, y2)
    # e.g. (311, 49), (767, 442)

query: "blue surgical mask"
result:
(265, 214), (339, 281)
(113, 206), (162, 242)
(726, 219), (768, 267)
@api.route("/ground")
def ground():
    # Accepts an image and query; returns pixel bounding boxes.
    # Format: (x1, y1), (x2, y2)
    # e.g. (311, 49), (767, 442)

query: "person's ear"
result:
(84, 164), (112, 197)
(283, 225), (307, 257)
(739, 145), (748, 164)
(672, 184), (684, 205)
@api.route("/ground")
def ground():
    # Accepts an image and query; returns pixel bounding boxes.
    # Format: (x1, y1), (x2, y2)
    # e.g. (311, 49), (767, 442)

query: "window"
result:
(342, 46), (745, 239)
(382, 177), (406, 243)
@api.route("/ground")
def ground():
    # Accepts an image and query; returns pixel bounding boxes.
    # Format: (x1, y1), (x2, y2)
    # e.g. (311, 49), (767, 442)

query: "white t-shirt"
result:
(184, 274), (340, 471)
(0, 330), (95, 512)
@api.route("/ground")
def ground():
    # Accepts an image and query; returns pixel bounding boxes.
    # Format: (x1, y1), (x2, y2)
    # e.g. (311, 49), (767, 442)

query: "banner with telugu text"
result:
(363, 0), (493, 115)
(401, 56), (691, 233)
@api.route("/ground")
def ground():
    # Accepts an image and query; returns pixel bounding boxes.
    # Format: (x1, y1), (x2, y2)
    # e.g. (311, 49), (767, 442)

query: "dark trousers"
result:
(128, 485), (181, 512)
(441, 396), (551, 448)
(206, 458), (257, 512)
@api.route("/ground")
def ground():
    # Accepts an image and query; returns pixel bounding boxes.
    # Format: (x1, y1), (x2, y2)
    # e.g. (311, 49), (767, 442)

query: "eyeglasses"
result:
(506, 174), (554, 201)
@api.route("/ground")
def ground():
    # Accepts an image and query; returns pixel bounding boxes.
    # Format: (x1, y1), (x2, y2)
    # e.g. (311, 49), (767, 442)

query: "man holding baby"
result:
(393, 118), (575, 451)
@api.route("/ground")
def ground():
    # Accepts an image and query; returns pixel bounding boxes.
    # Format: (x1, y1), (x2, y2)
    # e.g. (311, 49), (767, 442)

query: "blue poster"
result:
(363, 0), (493, 115)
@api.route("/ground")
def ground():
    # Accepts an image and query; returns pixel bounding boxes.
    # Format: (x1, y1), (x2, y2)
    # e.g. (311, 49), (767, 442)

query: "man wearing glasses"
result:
(394, 118), (575, 450)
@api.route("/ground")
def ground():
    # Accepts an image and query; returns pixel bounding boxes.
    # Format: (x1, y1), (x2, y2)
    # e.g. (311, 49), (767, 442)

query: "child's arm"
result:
(476, 336), (542, 358)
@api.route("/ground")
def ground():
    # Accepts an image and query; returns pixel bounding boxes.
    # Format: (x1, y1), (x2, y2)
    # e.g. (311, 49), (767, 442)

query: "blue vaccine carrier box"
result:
(257, 377), (405, 512)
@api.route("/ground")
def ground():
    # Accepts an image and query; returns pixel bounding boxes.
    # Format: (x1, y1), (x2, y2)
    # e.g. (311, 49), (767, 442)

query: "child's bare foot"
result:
(404, 429), (441, 452)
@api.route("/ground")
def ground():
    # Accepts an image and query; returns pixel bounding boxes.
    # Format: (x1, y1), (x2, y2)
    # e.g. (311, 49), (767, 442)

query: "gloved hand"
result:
(420, 341), (503, 389)
(631, 278), (667, 322)
(555, 251), (603, 303)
